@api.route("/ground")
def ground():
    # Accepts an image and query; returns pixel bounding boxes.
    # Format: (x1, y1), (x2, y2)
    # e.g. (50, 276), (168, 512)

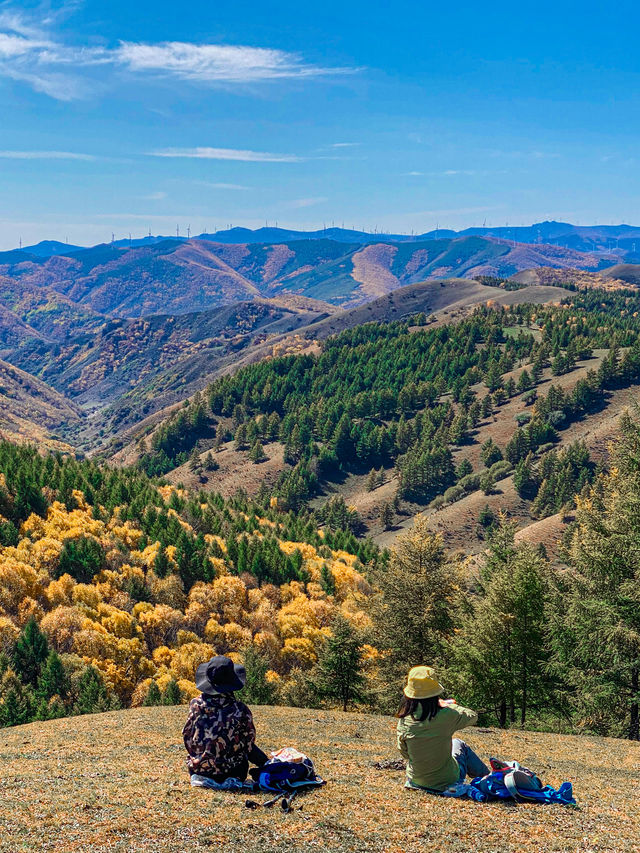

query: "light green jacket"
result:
(397, 703), (478, 790)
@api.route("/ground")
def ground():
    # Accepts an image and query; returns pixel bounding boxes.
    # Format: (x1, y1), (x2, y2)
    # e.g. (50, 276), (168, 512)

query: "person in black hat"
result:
(183, 655), (268, 788)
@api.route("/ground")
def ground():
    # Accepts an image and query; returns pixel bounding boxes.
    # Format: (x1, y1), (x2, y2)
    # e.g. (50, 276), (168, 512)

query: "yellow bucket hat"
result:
(404, 666), (444, 699)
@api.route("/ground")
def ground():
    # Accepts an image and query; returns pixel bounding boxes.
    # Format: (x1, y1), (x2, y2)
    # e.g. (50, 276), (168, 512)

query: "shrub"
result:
(443, 485), (464, 504)
(488, 460), (513, 481)
(536, 442), (555, 456)
(514, 412), (532, 426)
(458, 473), (480, 493)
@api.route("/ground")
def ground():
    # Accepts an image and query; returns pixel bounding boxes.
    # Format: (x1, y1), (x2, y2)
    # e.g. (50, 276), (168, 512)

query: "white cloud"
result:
(284, 197), (328, 209)
(0, 8), (356, 100)
(139, 191), (167, 200)
(198, 182), (252, 190)
(149, 147), (303, 163)
(0, 149), (96, 160)
(116, 42), (352, 83)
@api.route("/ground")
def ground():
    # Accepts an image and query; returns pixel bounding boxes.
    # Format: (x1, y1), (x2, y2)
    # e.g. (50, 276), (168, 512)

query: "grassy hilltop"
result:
(1, 705), (638, 853)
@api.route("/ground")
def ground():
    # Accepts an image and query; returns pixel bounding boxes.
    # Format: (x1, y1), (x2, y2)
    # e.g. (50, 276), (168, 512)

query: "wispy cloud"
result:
(403, 168), (506, 178)
(0, 8), (357, 100)
(149, 147), (303, 163)
(411, 205), (502, 216)
(117, 42), (353, 83)
(0, 149), (96, 160)
(284, 196), (328, 209)
(197, 181), (252, 190)
(139, 191), (167, 200)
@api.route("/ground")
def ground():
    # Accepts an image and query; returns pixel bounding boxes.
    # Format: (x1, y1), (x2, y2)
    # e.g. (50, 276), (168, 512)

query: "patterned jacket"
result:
(182, 692), (256, 776)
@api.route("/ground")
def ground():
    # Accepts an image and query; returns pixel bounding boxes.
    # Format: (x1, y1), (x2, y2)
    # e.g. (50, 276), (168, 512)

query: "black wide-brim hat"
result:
(195, 655), (246, 694)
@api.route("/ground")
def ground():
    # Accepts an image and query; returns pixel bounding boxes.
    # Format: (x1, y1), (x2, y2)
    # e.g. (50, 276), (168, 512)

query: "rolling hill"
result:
(1, 705), (636, 853)
(0, 358), (82, 449)
(0, 235), (618, 319)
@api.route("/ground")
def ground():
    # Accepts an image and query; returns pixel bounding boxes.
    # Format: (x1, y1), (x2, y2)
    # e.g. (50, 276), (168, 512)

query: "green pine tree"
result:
(449, 522), (549, 727)
(74, 665), (112, 716)
(144, 681), (162, 706)
(249, 441), (266, 463)
(549, 412), (640, 739)
(162, 678), (182, 706)
(13, 617), (49, 688)
(241, 647), (276, 706)
(37, 651), (70, 703)
(314, 616), (367, 712)
(0, 669), (34, 727)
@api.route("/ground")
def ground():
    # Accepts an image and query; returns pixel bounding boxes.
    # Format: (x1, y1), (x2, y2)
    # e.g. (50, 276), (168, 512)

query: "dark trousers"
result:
(191, 744), (269, 783)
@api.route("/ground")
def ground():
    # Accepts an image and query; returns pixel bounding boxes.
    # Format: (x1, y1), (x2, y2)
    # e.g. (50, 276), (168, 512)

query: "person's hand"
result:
(438, 697), (456, 707)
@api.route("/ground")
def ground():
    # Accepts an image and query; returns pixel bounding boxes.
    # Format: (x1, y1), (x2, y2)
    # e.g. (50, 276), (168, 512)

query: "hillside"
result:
(1, 705), (637, 853)
(7, 297), (333, 418)
(105, 278), (567, 461)
(0, 359), (82, 449)
(0, 236), (615, 319)
(122, 286), (640, 561)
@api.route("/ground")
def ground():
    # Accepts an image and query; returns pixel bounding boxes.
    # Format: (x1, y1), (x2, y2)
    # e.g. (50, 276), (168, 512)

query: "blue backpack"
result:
(469, 759), (576, 806)
(249, 757), (325, 793)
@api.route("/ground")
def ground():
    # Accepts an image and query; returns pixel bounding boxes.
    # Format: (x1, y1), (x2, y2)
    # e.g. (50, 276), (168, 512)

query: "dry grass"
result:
(1, 705), (638, 853)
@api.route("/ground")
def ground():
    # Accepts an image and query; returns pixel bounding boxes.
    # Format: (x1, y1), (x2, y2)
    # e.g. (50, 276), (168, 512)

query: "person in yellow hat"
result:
(396, 665), (488, 792)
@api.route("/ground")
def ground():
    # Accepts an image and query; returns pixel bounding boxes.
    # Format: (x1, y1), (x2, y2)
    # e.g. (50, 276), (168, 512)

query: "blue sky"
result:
(1, 0), (639, 248)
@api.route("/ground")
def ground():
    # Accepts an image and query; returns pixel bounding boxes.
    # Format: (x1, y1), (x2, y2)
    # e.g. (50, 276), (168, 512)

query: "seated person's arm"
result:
(249, 743), (269, 767)
(446, 701), (478, 732)
(397, 731), (409, 761)
(241, 706), (268, 766)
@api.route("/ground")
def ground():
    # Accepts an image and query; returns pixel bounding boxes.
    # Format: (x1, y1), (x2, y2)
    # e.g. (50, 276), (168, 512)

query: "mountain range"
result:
(0, 234), (621, 324)
(9, 220), (640, 257)
(1, 221), (640, 453)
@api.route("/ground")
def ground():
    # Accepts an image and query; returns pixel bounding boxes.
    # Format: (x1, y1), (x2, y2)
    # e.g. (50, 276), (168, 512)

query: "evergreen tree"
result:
(154, 544), (170, 579)
(13, 617), (49, 688)
(479, 471), (495, 496)
(188, 448), (201, 472)
(57, 536), (105, 583)
(162, 678), (182, 706)
(370, 516), (460, 702)
(449, 524), (550, 727)
(74, 665), (112, 716)
(456, 458), (473, 480)
(320, 562), (336, 596)
(234, 423), (248, 451)
(144, 681), (162, 706)
(485, 361), (503, 393)
(242, 647), (276, 705)
(549, 412), (640, 739)
(513, 453), (538, 500)
(366, 468), (378, 492)
(0, 669), (33, 727)
(37, 651), (69, 703)
(480, 438), (503, 468)
(249, 441), (266, 463)
(314, 616), (367, 711)
(380, 503), (394, 530)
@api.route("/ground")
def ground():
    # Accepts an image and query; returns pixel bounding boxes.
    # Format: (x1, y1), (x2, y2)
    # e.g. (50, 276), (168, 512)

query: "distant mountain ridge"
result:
(0, 235), (619, 320)
(6, 220), (640, 258)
